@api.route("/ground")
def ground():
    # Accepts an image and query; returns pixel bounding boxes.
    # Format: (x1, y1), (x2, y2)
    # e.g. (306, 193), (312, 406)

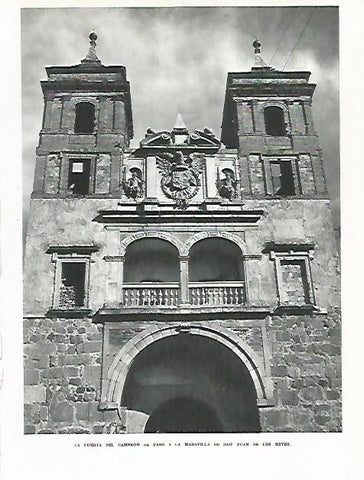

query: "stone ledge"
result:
(46, 308), (92, 318)
(93, 306), (272, 323)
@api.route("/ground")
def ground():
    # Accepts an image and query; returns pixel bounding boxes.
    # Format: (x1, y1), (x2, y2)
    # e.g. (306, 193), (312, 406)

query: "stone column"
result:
(114, 97), (126, 134)
(42, 97), (53, 132)
(252, 100), (264, 133)
(237, 101), (254, 134)
(33, 155), (46, 195)
(205, 156), (217, 198)
(49, 97), (62, 132)
(59, 153), (69, 194)
(303, 100), (316, 135)
(110, 153), (121, 195)
(146, 156), (157, 198)
(179, 256), (189, 305)
(104, 256), (124, 307)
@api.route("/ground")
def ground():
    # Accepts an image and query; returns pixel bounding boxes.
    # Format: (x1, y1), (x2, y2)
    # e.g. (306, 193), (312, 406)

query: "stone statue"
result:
(123, 168), (144, 200)
(217, 168), (237, 201)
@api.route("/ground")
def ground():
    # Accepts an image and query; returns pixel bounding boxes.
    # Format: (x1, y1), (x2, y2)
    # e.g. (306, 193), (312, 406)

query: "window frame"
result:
(263, 105), (287, 137)
(74, 102), (96, 134)
(47, 246), (98, 312)
(263, 156), (301, 196)
(65, 156), (96, 196)
(269, 247), (316, 309)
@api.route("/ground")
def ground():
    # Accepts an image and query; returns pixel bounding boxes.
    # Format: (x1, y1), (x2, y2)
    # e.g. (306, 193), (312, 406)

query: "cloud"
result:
(22, 6), (340, 235)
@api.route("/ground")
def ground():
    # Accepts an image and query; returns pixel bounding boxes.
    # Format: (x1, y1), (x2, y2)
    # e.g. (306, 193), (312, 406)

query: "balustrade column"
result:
(179, 256), (189, 305)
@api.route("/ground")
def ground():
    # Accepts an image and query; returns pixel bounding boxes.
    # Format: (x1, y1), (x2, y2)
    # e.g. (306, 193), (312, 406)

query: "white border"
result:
(1, 1), (364, 479)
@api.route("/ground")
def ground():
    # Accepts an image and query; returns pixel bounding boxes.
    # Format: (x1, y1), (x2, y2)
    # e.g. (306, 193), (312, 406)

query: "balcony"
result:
(122, 282), (245, 308)
(123, 284), (180, 307)
(189, 282), (245, 306)
(120, 236), (246, 310)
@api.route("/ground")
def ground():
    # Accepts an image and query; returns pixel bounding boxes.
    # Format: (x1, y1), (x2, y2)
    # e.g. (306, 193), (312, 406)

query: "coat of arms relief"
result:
(156, 151), (205, 209)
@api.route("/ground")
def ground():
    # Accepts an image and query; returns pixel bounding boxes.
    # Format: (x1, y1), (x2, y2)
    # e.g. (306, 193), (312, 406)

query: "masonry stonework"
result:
(23, 34), (341, 434)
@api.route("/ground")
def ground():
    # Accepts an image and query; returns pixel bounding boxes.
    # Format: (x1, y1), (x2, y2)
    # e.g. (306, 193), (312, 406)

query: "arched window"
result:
(189, 238), (243, 282)
(74, 102), (95, 134)
(124, 238), (179, 283)
(264, 106), (286, 136)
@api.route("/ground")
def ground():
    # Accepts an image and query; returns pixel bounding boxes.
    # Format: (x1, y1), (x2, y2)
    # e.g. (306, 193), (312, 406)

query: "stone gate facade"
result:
(23, 33), (341, 434)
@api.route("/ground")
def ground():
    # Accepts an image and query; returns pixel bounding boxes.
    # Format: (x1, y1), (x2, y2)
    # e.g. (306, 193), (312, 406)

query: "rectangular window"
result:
(47, 245), (98, 312)
(266, 244), (316, 310)
(68, 159), (91, 195)
(59, 262), (86, 308)
(280, 259), (310, 305)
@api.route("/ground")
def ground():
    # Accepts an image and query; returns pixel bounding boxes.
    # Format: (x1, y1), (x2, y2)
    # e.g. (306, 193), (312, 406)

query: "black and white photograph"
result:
(1, 2), (363, 479)
(21, 5), (341, 435)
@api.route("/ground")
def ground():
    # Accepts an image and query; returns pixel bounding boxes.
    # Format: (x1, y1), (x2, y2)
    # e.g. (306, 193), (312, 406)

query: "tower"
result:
(23, 36), (341, 434)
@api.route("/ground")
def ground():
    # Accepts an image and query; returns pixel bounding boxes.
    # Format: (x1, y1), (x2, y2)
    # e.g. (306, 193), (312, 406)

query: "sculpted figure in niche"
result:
(217, 168), (237, 201)
(123, 167), (144, 200)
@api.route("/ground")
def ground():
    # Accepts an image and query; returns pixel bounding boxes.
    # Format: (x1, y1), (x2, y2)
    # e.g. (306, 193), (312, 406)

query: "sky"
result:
(21, 6), (339, 230)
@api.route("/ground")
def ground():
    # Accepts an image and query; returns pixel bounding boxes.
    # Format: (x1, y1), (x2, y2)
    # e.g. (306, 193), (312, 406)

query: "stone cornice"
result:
(92, 306), (272, 323)
(93, 207), (264, 225)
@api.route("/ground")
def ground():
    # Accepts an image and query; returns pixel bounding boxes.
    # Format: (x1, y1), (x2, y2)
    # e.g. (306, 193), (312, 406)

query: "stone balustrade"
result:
(122, 282), (245, 307)
(123, 284), (180, 307)
(189, 282), (245, 306)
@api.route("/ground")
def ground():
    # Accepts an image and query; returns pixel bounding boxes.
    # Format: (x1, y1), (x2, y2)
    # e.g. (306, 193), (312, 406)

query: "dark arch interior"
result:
(124, 238), (179, 283)
(145, 396), (223, 433)
(122, 333), (261, 433)
(74, 102), (95, 134)
(264, 106), (286, 136)
(189, 238), (243, 282)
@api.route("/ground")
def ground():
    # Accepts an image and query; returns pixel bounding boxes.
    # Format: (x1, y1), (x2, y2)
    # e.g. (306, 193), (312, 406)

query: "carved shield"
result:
(171, 170), (193, 191)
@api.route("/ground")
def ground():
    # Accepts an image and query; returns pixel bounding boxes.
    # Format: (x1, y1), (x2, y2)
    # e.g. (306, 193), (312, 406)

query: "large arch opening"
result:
(144, 397), (223, 433)
(124, 238), (179, 283)
(121, 333), (261, 433)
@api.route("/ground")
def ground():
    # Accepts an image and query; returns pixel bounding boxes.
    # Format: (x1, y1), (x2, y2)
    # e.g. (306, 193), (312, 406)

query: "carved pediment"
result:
(188, 128), (221, 148)
(139, 125), (221, 150)
(140, 129), (172, 147)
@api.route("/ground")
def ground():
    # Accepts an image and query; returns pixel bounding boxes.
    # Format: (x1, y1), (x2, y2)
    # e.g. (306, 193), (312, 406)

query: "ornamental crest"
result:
(156, 151), (204, 209)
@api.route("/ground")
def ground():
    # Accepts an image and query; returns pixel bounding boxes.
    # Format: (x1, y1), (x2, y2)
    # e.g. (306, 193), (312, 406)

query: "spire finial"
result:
(253, 39), (261, 54)
(252, 38), (269, 70)
(81, 31), (101, 64)
(174, 113), (187, 130)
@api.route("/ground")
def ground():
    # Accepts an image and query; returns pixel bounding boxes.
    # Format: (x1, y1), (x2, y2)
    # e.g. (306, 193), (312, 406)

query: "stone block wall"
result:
(261, 309), (341, 432)
(23, 317), (120, 434)
(23, 311), (341, 433)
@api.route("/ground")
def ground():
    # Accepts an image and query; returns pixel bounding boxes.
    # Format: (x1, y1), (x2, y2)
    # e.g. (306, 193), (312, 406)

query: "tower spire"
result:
(81, 31), (101, 64)
(252, 39), (269, 70)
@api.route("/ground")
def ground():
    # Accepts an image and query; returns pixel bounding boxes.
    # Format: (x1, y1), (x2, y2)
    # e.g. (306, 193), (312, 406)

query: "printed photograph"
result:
(22, 6), (340, 434)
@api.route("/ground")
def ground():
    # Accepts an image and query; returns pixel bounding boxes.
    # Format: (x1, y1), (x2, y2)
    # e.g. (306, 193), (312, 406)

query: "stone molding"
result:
(120, 231), (184, 256)
(102, 323), (273, 411)
(182, 231), (247, 256)
(119, 230), (248, 257)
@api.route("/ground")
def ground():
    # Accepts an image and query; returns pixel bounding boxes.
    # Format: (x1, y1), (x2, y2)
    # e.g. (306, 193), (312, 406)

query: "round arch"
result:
(182, 231), (246, 257)
(123, 237), (180, 283)
(105, 323), (270, 408)
(188, 236), (243, 282)
(120, 232), (184, 257)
